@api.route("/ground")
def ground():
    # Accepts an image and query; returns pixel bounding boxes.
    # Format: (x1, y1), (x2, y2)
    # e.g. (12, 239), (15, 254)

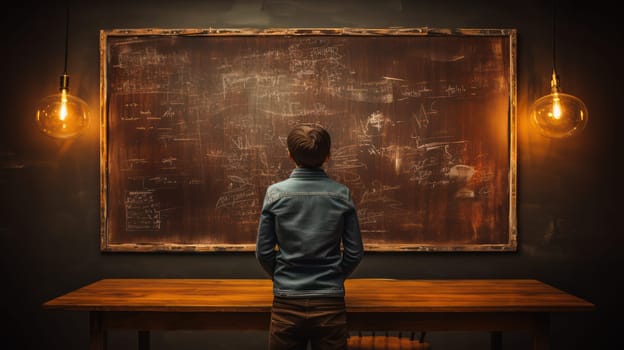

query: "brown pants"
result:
(269, 296), (348, 350)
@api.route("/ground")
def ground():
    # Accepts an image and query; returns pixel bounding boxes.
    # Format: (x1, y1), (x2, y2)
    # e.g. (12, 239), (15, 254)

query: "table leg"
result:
(533, 313), (550, 350)
(490, 331), (502, 350)
(89, 311), (107, 350)
(138, 330), (150, 350)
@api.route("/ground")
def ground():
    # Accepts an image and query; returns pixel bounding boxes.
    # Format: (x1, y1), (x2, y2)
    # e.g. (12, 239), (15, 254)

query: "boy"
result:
(256, 123), (364, 350)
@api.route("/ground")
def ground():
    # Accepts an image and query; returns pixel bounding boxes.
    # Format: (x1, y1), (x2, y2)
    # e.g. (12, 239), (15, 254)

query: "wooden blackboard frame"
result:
(100, 27), (517, 252)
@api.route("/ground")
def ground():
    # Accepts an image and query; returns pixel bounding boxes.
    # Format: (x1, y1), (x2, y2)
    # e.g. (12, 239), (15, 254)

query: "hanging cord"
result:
(63, 1), (70, 75)
(551, 0), (557, 73)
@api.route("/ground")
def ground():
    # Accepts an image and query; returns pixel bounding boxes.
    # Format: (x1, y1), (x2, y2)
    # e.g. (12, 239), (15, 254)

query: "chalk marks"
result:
(125, 191), (160, 231)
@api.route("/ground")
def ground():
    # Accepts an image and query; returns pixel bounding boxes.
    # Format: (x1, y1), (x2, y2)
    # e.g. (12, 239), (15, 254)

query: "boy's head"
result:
(287, 123), (331, 168)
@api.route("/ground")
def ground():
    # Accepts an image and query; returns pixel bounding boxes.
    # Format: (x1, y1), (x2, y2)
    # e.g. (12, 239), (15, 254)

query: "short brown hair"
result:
(287, 123), (331, 168)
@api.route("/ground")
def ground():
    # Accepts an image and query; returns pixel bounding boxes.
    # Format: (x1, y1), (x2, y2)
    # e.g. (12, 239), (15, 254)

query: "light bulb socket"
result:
(549, 69), (561, 93)
(59, 74), (70, 91)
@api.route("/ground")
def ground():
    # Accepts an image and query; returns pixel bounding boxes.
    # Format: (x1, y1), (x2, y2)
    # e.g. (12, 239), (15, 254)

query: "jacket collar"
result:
(289, 167), (328, 179)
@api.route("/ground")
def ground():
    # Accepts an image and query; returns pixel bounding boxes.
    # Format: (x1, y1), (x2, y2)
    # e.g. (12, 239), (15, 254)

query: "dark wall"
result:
(1, 1), (620, 349)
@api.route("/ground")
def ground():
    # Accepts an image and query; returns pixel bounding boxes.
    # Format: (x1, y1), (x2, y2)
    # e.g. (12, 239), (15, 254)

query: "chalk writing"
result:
(125, 191), (160, 231)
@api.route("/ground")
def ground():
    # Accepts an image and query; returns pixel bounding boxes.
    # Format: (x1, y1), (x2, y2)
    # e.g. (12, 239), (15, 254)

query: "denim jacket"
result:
(256, 167), (364, 298)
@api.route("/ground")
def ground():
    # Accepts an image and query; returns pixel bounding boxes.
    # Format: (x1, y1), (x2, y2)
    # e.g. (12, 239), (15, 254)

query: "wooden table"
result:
(42, 279), (594, 350)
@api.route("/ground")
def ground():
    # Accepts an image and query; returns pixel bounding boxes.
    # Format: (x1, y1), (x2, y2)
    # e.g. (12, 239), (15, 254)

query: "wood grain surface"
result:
(43, 279), (594, 313)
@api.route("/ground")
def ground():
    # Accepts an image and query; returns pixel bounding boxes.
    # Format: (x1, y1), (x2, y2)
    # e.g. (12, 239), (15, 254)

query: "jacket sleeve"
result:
(256, 190), (277, 279)
(340, 197), (364, 278)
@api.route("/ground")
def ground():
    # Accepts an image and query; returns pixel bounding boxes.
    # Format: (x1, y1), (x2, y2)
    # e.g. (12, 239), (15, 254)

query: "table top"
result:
(42, 278), (595, 313)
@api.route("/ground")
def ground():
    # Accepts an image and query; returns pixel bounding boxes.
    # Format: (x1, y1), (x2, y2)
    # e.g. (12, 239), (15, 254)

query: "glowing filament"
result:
(551, 94), (561, 120)
(60, 89), (68, 122)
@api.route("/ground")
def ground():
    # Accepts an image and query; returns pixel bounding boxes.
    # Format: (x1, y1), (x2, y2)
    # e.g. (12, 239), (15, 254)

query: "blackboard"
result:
(99, 28), (517, 252)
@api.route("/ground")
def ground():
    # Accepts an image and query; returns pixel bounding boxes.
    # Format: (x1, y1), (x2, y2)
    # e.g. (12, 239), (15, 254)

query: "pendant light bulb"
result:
(530, 70), (588, 138)
(530, 0), (588, 138)
(36, 74), (89, 139)
(34, 2), (89, 139)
